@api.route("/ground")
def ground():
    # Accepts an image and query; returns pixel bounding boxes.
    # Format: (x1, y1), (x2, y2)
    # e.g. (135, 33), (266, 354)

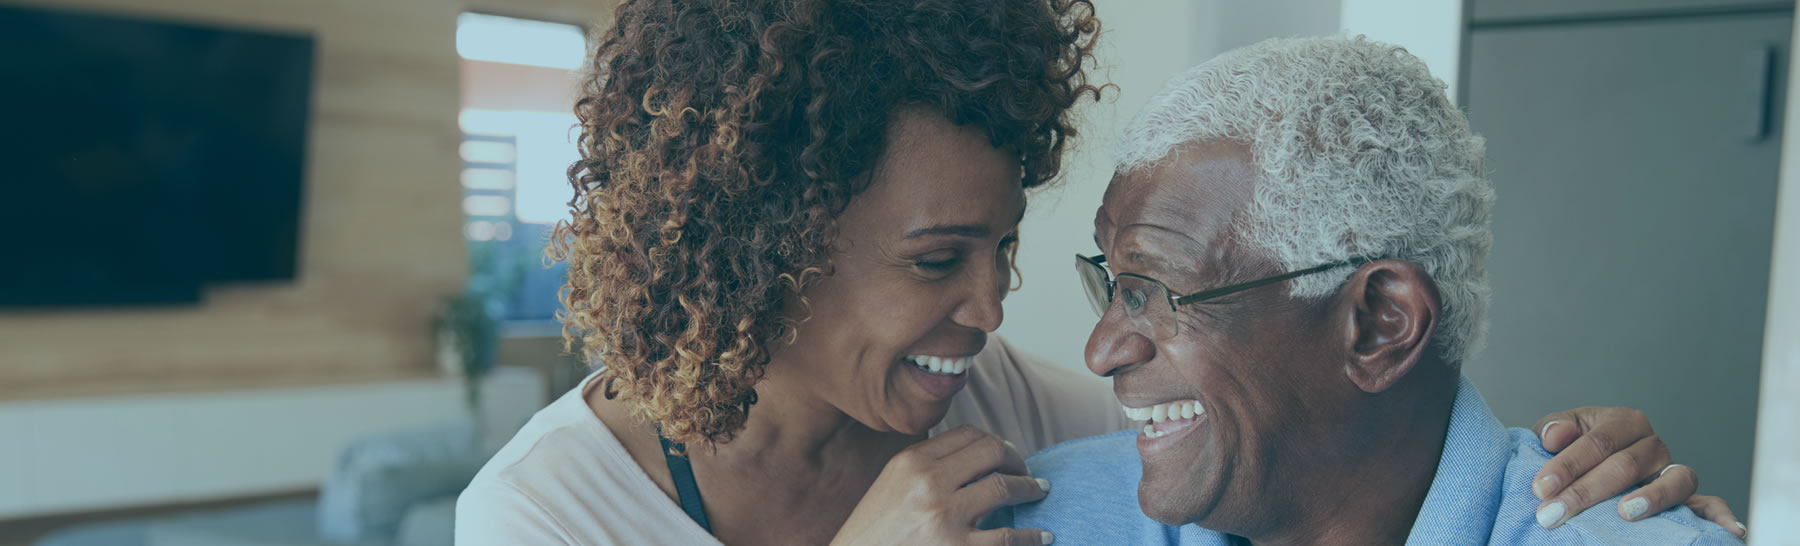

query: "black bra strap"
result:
(658, 431), (713, 533)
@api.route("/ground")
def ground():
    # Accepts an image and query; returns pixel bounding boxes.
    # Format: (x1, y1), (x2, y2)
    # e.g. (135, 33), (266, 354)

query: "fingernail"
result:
(1621, 496), (1649, 520)
(1533, 475), (1560, 500)
(1005, 439), (1017, 451)
(1041, 531), (1054, 545)
(1035, 477), (1051, 492)
(1736, 521), (1746, 535)
(1536, 501), (1567, 529)
(1540, 420), (1561, 438)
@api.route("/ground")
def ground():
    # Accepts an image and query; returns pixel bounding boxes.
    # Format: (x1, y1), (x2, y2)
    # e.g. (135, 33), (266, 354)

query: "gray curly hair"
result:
(1115, 35), (1495, 366)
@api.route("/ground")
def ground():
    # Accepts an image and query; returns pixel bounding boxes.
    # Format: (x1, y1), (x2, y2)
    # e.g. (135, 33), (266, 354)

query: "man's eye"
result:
(1121, 286), (1148, 311)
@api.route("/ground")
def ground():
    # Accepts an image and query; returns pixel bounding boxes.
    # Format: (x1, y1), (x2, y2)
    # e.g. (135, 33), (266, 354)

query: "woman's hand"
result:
(832, 425), (1053, 546)
(1529, 407), (1746, 538)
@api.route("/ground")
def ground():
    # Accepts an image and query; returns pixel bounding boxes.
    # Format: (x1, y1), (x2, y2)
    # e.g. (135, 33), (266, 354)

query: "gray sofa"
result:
(36, 418), (491, 546)
(34, 367), (550, 546)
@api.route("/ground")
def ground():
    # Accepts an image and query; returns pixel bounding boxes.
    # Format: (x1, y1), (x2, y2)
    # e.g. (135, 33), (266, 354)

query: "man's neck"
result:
(1247, 365), (1461, 546)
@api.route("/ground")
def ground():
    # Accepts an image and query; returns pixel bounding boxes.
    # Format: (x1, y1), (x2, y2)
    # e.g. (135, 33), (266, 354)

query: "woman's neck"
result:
(685, 360), (925, 546)
(706, 362), (921, 469)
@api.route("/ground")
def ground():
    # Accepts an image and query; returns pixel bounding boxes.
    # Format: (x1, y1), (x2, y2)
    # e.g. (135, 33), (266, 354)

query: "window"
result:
(457, 13), (586, 323)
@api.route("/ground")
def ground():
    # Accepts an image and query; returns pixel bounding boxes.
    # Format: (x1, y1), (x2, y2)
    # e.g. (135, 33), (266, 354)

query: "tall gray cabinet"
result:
(1462, 0), (1789, 515)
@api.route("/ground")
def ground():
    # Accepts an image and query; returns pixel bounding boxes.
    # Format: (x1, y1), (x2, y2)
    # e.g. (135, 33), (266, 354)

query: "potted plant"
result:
(434, 243), (523, 409)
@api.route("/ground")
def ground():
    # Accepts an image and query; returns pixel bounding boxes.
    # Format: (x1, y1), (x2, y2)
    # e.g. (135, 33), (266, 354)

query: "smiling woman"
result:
(752, 109), (1030, 431)
(549, 0), (1102, 447)
(455, 0), (1124, 544)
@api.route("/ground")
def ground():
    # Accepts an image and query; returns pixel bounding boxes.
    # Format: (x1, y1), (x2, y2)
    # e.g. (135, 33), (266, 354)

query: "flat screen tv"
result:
(0, 5), (315, 307)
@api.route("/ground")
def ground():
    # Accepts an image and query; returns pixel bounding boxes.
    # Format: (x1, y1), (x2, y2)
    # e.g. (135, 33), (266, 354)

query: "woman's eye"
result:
(914, 252), (961, 271)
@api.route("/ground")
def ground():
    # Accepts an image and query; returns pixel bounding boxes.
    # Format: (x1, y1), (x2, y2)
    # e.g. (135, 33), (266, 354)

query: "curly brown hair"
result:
(549, 0), (1103, 446)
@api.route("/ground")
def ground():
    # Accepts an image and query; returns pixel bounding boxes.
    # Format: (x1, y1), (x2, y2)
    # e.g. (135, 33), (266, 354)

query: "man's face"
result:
(1086, 139), (1345, 530)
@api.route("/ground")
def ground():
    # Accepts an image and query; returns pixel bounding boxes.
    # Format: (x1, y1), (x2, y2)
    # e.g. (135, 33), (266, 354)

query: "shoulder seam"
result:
(493, 474), (582, 541)
(490, 398), (610, 475)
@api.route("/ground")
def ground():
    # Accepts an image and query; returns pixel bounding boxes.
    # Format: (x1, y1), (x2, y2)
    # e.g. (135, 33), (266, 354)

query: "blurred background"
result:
(0, 0), (1794, 544)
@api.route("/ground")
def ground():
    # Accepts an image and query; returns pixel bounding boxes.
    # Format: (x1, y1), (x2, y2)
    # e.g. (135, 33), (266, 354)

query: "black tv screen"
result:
(0, 5), (314, 307)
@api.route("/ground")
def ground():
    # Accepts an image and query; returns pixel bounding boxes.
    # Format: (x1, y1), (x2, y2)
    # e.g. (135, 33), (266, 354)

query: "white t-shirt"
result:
(455, 335), (1128, 545)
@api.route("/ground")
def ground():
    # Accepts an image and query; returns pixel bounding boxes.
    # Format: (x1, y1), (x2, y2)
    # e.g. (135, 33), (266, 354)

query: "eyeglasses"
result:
(1074, 253), (1367, 340)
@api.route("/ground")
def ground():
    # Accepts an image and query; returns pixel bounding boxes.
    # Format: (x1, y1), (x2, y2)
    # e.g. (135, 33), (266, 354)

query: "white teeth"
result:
(1142, 423), (1170, 439)
(905, 355), (972, 376)
(1122, 399), (1205, 427)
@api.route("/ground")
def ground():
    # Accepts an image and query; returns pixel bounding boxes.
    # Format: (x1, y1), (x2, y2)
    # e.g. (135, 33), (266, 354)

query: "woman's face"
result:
(768, 109), (1027, 435)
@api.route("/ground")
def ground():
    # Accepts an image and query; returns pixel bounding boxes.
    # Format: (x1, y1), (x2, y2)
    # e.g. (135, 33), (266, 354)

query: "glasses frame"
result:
(1075, 253), (1370, 336)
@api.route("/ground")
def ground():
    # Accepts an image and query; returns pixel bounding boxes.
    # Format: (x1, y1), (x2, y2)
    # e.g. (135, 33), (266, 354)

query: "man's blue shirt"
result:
(997, 378), (1740, 545)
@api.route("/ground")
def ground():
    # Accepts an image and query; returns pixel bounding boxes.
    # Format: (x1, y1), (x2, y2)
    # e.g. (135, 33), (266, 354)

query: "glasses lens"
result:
(1115, 274), (1176, 340)
(1075, 255), (1111, 317)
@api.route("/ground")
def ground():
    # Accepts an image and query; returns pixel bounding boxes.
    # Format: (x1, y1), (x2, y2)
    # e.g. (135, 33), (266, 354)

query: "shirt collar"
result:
(1404, 376), (1514, 545)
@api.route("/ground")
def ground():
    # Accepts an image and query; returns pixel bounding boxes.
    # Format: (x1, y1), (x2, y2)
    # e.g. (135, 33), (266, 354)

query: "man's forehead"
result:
(1097, 139), (1256, 242)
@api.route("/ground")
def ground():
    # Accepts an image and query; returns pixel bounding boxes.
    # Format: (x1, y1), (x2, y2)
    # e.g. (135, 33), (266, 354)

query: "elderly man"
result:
(1002, 36), (1743, 544)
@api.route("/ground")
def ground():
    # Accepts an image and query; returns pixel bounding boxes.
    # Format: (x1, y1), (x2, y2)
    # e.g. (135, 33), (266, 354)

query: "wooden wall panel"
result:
(0, 0), (616, 399)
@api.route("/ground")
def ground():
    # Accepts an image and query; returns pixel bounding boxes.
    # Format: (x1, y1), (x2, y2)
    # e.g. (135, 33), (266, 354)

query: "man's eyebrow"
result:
(1123, 249), (1176, 272)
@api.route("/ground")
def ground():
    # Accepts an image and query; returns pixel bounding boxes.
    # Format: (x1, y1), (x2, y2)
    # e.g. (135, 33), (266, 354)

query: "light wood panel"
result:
(0, 0), (617, 399)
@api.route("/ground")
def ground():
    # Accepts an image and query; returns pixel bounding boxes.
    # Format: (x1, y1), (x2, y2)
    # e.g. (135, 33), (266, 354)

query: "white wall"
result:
(0, 368), (543, 519)
(1340, 0), (1464, 100)
(1748, 6), (1800, 539)
(1208, 0), (1341, 53)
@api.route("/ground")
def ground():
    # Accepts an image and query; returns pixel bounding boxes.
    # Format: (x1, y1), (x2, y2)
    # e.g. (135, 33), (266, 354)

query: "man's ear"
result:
(1338, 259), (1441, 393)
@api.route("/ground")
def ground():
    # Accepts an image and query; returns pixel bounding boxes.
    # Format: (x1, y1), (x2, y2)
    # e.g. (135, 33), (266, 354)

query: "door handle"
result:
(1747, 45), (1777, 142)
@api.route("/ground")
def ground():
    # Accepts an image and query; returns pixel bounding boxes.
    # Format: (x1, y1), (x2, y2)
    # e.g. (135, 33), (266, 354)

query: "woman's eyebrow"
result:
(904, 209), (1026, 240)
(904, 224), (990, 240)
